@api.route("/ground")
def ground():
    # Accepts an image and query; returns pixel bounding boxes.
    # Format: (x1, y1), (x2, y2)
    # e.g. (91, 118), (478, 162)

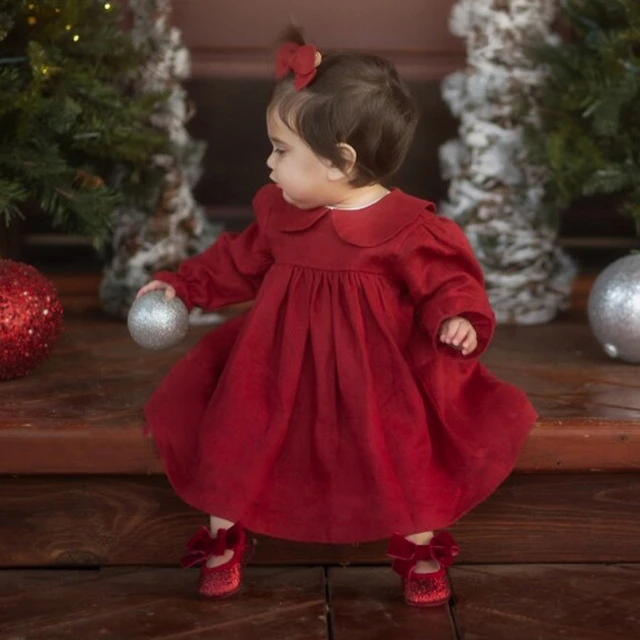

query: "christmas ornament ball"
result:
(0, 260), (64, 381)
(128, 290), (189, 350)
(587, 254), (640, 364)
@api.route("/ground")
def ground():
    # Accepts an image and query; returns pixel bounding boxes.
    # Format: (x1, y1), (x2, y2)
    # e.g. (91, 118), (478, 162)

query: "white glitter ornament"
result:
(127, 290), (189, 350)
(588, 255), (640, 364)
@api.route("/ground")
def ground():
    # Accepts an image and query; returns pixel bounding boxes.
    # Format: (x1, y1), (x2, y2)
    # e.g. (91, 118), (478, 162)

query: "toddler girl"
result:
(138, 27), (537, 607)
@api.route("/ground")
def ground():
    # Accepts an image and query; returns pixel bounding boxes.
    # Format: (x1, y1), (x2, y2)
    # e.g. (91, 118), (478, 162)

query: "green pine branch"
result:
(526, 0), (640, 233)
(0, 0), (169, 245)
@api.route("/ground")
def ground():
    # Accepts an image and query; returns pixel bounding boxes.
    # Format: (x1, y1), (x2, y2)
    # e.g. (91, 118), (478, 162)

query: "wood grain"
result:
(2, 565), (638, 639)
(1, 474), (638, 568)
(0, 567), (327, 640)
(329, 567), (456, 639)
(449, 564), (640, 640)
(188, 52), (465, 82)
(1, 308), (639, 475)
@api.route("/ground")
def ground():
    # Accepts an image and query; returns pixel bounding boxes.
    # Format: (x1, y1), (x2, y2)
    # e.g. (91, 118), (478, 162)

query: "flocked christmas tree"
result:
(525, 0), (640, 234)
(0, 0), (167, 246)
(100, 0), (221, 318)
(440, 0), (577, 325)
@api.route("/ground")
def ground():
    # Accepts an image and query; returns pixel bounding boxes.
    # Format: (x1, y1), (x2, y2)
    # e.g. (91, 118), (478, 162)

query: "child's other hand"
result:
(136, 280), (176, 300)
(439, 316), (477, 356)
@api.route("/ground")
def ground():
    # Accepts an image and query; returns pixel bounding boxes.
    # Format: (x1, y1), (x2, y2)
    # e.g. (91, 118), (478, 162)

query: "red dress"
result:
(146, 185), (537, 543)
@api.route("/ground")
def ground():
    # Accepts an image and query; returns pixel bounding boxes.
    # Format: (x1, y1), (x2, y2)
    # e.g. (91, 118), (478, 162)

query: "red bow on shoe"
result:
(180, 524), (245, 568)
(275, 42), (321, 90)
(387, 531), (459, 578)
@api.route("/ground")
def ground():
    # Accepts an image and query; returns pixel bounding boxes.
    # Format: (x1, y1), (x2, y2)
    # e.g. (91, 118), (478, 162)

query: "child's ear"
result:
(326, 143), (357, 182)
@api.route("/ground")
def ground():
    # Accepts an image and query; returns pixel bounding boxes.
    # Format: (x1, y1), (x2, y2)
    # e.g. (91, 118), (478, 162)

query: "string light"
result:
(73, 34), (80, 42)
(28, 3), (35, 9)
(104, 3), (112, 9)
(27, 16), (37, 25)
(65, 24), (72, 30)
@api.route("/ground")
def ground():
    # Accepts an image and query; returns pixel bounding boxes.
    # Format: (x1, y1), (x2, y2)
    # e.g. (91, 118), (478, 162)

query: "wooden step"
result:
(1, 565), (639, 640)
(1, 304), (639, 475)
(1, 473), (638, 567)
(2, 275), (640, 568)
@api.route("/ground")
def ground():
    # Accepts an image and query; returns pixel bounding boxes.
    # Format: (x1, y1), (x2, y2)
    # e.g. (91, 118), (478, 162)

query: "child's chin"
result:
(280, 190), (320, 210)
(282, 192), (301, 207)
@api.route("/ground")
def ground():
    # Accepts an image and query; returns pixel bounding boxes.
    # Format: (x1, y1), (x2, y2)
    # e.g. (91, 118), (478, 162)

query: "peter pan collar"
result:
(271, 188), (434, 247)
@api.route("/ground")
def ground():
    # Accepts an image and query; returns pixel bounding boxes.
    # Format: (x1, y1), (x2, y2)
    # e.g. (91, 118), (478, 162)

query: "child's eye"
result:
(273, 148), (286, 156)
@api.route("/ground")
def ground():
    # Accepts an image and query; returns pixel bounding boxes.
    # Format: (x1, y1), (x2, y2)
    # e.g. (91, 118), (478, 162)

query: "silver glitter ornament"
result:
(587, 254), (640, 364)
(127, 291), (189, 350)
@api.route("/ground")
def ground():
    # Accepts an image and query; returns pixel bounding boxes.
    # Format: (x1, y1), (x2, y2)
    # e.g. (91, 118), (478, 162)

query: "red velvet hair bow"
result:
(387, 531), (460, 578)
(180, 524), (245, 568)
(275, 42), (320, 90)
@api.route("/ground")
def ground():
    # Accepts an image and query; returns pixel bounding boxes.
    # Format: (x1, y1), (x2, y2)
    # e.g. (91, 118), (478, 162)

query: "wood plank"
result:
(48, 272), (103, 296)
(0, 569), (104, 598)
(329, 567), (455, 639)
(1, 308), (640, 474)
(0, 567), (327, 640)
(46, 273), (598, 312)
(450, 564), (640, 640)
(48, 272), (597, 313)
(189, 51), (465, 81)
(1, 474), (638, 567)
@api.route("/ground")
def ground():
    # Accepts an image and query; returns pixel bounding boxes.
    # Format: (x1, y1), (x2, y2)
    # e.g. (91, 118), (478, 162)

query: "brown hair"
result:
(269, 26), (419, 187)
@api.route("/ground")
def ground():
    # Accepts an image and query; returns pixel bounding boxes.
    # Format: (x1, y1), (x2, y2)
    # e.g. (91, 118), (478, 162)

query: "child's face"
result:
(266, 110), (344, 210)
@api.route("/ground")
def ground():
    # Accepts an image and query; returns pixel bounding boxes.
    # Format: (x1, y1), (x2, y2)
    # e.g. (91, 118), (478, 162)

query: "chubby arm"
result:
(398, 215), (495, 359)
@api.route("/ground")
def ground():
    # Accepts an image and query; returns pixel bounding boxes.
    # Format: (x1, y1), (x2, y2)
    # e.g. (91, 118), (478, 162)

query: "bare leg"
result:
(205, 515), (235, 569)
(405, 531), (439, 573)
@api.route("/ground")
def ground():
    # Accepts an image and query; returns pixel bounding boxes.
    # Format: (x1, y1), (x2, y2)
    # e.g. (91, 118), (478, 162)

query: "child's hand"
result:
(136, 280), (176, 300)
(439, 316), (477, 356)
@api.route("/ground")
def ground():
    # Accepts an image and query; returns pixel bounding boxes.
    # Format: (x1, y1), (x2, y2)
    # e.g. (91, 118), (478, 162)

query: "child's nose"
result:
(266, 153), (275, 170)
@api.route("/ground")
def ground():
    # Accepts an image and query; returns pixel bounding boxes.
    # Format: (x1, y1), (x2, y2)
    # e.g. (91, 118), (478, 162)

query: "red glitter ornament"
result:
(0, 260), (64, 381)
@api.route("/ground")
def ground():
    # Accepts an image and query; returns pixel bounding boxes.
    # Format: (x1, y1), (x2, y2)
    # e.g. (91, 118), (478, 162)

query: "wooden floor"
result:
(2, 274), (640, 639)
(2, 565), (639, 639)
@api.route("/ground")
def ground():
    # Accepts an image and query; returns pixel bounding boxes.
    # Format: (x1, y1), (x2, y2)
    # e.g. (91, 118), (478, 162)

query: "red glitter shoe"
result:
(387, 531), (459, 607)
(180, 523), (251, 598)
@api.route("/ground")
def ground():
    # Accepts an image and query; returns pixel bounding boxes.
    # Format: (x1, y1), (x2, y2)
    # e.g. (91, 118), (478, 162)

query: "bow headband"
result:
(275, 42), (322, 90)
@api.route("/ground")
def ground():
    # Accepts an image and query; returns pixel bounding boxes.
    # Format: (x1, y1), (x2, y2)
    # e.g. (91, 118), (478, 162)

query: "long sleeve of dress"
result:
(399, 214), (496, 359)
(153, 186), (275, 311)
